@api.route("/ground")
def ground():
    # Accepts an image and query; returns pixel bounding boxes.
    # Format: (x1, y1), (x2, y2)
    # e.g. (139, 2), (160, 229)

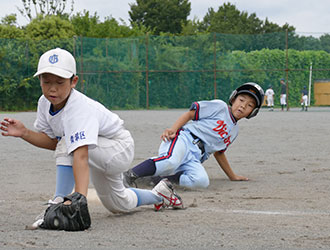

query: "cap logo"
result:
(49, 54), (59, 64)
(249, 88), (256, 94)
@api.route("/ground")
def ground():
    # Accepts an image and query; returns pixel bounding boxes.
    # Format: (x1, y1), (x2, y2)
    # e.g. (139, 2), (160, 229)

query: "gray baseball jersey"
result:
(183, 100), (239, 162)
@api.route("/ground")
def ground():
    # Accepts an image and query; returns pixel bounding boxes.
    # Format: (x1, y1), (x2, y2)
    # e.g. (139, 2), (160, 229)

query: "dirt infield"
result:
(1, 107), (330, 249)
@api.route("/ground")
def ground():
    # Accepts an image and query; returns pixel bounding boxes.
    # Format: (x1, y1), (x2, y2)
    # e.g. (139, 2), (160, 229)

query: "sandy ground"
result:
(1, 107), (330, 249)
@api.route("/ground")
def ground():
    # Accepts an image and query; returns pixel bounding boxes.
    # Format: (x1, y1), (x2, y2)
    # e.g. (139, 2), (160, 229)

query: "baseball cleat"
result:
(123, 169), (138, 188)
(152, 178), (184, 211)
(26, 197), (63, 230)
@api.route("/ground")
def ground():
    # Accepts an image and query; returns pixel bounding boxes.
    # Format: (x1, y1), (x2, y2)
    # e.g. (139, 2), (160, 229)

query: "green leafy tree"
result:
(261, 18), (295, 33)
(25, 15), (75, 40)
(195, 3), (299, 51)
(0, 15), (25, 38)
(0, 15), (76, 111)
(293, 35), (323, 51)
(319, 34), (330, 53)
(71, 10), (148, 38)
(1, 14), (19, 26)
(17, 0), (74, 21)
(0, 37), (39, 111)
(96, 17), (149, 38)
(199, 3), (262, 34)
(70, 10), (99, 37)
(180, 18), (204, 35)
(199, 3), (295, 35)
(129, 0), (191, 35)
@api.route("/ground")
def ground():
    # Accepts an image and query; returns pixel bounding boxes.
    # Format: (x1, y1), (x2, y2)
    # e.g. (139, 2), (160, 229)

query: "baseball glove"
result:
(40, 192), (91, 231)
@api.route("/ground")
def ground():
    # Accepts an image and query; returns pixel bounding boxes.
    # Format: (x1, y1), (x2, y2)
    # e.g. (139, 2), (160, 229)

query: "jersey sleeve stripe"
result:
(192, 102), (200, 120)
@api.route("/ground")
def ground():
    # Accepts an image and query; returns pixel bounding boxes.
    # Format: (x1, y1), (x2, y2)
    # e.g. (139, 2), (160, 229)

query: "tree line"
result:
(1, 1), (330, 51)
(1, 35), (329, 110)
(0, 1), (330, 110)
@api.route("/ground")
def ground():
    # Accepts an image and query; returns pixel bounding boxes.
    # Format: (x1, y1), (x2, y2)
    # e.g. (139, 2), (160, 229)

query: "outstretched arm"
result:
(161, 110), (195, 142)
(72, 145), (89, 196)
(1, 117), (57, 150)
(213, 151), (249, 181)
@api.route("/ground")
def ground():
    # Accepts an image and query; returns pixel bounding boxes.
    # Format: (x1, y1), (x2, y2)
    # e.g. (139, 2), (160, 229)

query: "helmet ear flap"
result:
(246, 108), (259, 119)
(228, 90), (237, 106)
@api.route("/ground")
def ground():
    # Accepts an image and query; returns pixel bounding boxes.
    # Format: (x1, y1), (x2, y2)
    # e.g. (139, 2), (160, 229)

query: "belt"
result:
(190, 132), (205, 154)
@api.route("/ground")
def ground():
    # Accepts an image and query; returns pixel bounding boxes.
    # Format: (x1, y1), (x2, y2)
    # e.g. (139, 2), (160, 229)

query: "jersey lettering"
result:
(70, 131), (86, 144)
(212, 120), (228, 137)
(223, 136), (231, 147)
(213, 120), (231, 147)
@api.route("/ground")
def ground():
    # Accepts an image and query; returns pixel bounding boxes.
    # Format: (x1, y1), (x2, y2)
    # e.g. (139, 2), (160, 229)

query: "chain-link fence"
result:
(1, 32), (330, 110)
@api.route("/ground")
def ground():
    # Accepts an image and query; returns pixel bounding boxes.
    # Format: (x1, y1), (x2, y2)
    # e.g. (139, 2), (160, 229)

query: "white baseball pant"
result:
(301, 95), (308, 106)
(55, 129), (138, 213)
(280, 94), (287, 105)
(267, 96), (274, 107)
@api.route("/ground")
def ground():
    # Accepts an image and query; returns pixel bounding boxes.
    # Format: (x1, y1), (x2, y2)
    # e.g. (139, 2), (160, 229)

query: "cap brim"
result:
(33, 67), (73, 78)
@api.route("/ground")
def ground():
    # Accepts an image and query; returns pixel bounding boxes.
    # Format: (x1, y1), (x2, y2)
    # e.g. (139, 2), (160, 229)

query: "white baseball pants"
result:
(55, 129), (138, 213)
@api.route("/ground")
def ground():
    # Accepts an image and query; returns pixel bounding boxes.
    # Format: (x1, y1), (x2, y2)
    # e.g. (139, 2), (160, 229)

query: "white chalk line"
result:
(87, 189), (330, 216)
(191, 207), (330, 216)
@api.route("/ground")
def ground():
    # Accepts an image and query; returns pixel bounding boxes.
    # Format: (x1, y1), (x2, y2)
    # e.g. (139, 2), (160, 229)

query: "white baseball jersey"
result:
(265, 88), (274, 106)
(34, 89), (140, 213)
(265, 88), (274, 98)
(183, 100), (239, 162)
(34, 89), (124, 154)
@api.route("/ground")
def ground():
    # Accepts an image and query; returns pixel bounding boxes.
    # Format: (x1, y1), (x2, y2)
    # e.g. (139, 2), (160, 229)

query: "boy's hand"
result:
(230, 175), (249, 181)
(161, 128), (177, 142)
(0, 118), (27, 137)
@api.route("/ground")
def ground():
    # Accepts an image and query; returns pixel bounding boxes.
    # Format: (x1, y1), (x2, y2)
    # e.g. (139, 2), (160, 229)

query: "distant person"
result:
(265, 85), (275, 111)
(280, 78), (287, 111)
(301, 86), (308, 111)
